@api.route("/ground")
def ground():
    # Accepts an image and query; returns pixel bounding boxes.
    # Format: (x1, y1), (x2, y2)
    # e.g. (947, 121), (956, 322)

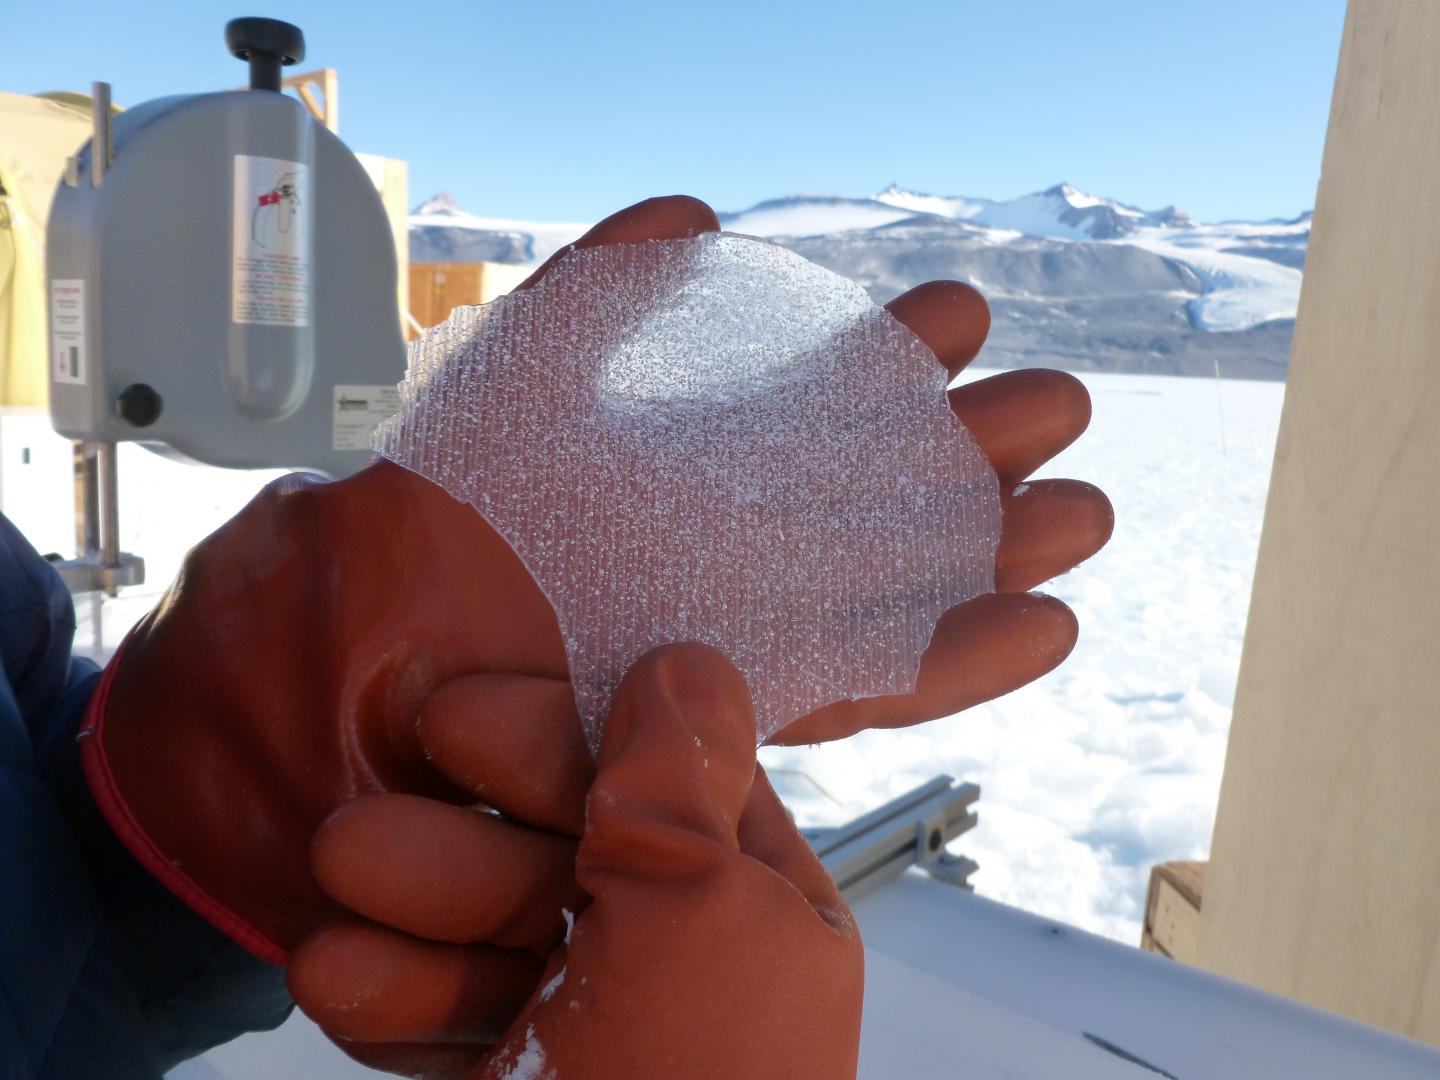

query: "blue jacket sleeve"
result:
(0, 514), (292, 1080)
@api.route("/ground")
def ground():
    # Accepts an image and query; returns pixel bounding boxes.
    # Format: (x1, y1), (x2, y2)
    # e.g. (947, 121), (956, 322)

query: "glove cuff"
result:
(78, 635), (289, 966)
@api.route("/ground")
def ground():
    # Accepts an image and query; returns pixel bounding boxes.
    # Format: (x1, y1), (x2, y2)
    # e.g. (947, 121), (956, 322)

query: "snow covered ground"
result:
(762, 369), (1285, 944)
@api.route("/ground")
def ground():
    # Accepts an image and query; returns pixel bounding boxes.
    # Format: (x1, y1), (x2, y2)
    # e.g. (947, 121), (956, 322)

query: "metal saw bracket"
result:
(805, 775), (980, 899)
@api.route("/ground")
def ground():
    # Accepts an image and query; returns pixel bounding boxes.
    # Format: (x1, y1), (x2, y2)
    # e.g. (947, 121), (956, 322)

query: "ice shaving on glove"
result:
(376, 233), (1001, 750)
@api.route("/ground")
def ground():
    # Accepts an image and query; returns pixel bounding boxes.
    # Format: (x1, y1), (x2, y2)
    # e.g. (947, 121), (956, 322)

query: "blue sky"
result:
(7, 1), (1347, 223)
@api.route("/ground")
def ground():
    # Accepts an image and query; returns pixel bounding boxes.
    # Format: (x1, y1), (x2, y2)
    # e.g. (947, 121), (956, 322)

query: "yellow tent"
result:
(0, 93), (93, 407)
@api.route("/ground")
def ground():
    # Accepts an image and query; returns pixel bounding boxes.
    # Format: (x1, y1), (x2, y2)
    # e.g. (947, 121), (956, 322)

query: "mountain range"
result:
(409, 184), (1310, 379)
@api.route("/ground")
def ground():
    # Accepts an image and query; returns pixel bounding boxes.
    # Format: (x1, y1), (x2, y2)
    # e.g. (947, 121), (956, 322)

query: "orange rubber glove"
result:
(289, 643), (864, 1080)
(77, 194), (1108, 1062)
(77, 198), (720, 964)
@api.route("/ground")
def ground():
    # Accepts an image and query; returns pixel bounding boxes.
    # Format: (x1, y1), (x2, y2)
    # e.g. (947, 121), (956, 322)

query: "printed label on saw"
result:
(50, 279), (87, 385)
(232, 155), (311, 327)
(333, 385), (402, 451)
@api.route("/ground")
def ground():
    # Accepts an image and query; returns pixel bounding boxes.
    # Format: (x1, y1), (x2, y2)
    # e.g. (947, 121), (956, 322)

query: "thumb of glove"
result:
(478, 642), (864, 1080)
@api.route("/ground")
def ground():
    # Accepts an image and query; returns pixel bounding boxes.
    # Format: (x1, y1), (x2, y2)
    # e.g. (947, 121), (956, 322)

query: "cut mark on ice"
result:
(378, 233), (1001, 751)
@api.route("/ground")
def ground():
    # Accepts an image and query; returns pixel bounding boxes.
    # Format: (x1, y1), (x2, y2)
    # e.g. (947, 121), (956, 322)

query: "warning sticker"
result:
(50, 279), (87, 385)
(232, 154), (311, 326)
(334, 385), (402, 451)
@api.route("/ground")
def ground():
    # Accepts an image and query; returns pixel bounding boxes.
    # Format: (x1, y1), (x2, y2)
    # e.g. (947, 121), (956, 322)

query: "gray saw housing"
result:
(47, 88), (404, 478)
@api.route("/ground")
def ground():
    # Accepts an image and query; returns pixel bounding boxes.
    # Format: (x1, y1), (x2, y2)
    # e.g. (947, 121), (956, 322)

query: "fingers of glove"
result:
(516, 195), (720, 292)
(476, 644), (863, 1080)
(311, 794), (585, 954)
(419, 674), (593, 838)
(288, 923), (541, 1046)
(885, 281), (991, 377)
(996, 479), (1114, 593)
(771, 591), (1078, 743)
(584, 643), (758, 862)
(735, 767), (853, 931)
(949, 369), (1093, 484)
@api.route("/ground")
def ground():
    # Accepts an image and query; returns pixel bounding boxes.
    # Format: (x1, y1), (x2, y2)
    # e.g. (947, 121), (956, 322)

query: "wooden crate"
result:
(407, 262), (534, 339)
(1141, 860), (1205, 964)
(408, 263), (486, 338)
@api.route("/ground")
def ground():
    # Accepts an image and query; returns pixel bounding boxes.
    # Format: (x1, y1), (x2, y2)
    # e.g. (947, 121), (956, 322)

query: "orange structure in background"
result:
(407, 261), (531, 340)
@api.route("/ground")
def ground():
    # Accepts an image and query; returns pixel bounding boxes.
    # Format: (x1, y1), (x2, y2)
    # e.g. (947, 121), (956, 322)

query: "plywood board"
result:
(409, 262), (485, 332)
(1197, 0), (1440, 1043)
(1158, 860), (1206, 911)
(1151, 878), (1202, 964)
(354, 152), (409, 332)
(1142, 861), (1205, 963)
(408, 262), (533, 336)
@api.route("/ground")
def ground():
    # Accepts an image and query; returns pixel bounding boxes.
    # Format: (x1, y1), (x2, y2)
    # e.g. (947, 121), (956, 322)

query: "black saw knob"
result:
(116, 383), (163, 428)
(226, 17), (306, 93)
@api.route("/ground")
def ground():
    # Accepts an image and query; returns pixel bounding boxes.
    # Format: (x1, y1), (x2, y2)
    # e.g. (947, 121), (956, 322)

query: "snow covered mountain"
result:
(409, 184), (1309, 380)
(873, 182), (1192, 241)
(409, 192), (588, 265)
(720, 183), (1198, 243)
(718, 194), (923, 238)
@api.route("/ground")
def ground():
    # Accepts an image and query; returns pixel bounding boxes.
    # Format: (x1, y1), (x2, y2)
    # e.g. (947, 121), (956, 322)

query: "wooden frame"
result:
(280, 68), (338, 133)
(1197, 0), (1440, 1043)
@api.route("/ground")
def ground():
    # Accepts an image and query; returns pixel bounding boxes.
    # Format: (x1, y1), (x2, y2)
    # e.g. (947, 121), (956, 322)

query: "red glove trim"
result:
(78, 636), (289, 967)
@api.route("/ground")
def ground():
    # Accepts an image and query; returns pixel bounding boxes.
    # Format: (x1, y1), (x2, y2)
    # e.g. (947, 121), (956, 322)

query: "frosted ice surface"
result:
(376, 233), (1000, 750)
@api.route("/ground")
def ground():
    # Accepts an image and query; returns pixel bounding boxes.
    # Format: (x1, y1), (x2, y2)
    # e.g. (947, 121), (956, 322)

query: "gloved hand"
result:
(288, 643), (864, 1080)
(78, 197), (724, 964)
(268, 197), (1111, 1071)
(78, 193), (1107, 1054)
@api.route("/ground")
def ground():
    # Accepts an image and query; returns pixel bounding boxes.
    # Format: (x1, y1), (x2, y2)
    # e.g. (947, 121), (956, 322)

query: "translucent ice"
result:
(376, 233), (1000, 750)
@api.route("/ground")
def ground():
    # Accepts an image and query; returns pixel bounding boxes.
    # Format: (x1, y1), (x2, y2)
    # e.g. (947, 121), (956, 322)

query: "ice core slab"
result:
(376, 233), (1000, 749)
